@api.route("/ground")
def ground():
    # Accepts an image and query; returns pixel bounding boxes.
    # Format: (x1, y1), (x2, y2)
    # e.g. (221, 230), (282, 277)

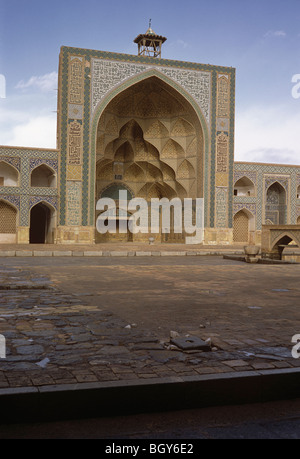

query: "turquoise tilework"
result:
(89, 67), (212, 229)
(227, 72), (236, 228)
(60, 46), (236, 231)
(82, 61), (91, 227)
(0, 146), (58, 227)
(209, 70), (217, 228)
(234, 162), (300, 228)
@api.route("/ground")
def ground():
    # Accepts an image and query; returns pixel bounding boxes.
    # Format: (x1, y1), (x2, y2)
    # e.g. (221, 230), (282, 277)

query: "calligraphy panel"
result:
(68, 57), (84, 105)
(217, 75), (229, 118)
(66, 181), (82, 226)
(216, 132), (229, 173)
(68, 121), (82, 166)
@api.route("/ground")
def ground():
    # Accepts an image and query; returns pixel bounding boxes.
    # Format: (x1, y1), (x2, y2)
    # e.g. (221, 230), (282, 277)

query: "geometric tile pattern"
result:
(91, 59), (212, 125)
(3, 45), (300, 242)
(0, 146), (58, 227)
(234, 162), (300, 228)
(233, 202), (257, 216)
(29, 158), (58, 173)
(59, 46), (237, 232)
(0, 156), (21, 171)
(66, 165), (82, 180)
(234, 170), (257, 185)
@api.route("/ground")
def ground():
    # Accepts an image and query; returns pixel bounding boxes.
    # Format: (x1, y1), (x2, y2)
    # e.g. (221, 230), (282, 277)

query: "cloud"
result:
(235, 104), (300, 165)
(168, 39), (189, 49)
(0, 112), (57, 149)
(15, 72), (58, 93)
(176, 39), (189, 49)
(264, 30), (286, 39)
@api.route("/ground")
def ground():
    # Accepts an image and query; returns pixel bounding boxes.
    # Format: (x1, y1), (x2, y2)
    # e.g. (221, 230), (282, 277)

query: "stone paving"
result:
(0, 256), (300, 390)
(0, 242), (245, 258)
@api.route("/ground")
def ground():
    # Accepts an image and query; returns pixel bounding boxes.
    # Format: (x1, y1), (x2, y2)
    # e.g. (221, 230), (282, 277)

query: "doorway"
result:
(30, 203), (55, 244)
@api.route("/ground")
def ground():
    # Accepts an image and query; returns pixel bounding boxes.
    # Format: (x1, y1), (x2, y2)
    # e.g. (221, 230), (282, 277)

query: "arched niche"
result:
(233, 208), (255, 243)
(234, 176), (255, 197)
(0, 200), (17, 243)
(95, 75), (204, 204)
(265, 182), (286, 225)
(0, 161), (19, 187)
(31, 165), (57, 188)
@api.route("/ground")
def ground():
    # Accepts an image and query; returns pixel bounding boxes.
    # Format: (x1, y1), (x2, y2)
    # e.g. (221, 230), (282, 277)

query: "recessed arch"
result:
(160, 162), (176, 181)
(161, 139), (185, 159)
(119, 119), (144, 140)
(234, 176), (255, 197)
(0, 197), (18, 213)
(136, 161), (164, 181)
(123, 163), (146, 182)
(97, 162), (114, 181)
(171, 117), (195, 137)
(177, 159), (195, 179)
(271, 232), (300, 253)
(144, 120), (169, 139)
(99, 183), (134, 201)
(90, 70), (209, 230)
(233, 208), (255, 243)
(31, 164), (57, 188)
(29, 201), (56, 244)
(0, 161), (19, 187)
(93, 70), (208, 241)
(265, 181), (286, 225)
(114, 141), (135, 163)
(92, 68), (209, 137)
(266, 181), (286, 197)
(0, 199), (17, 243)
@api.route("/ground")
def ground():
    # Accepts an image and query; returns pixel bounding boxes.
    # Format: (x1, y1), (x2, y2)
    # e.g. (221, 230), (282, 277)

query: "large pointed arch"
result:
(91, 68), (209, 140)
(90, 69), (210, 229)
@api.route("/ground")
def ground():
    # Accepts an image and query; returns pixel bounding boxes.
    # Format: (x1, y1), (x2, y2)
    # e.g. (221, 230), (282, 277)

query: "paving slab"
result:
(0, 251), (16, 257)
(0, 250), (300, 422)
(33, 251), (53, 257)
(0, 242), (248, 258)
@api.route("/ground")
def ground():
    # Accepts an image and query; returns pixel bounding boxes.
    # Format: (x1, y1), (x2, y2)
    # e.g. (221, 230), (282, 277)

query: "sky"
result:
(0, 0), (300, 165)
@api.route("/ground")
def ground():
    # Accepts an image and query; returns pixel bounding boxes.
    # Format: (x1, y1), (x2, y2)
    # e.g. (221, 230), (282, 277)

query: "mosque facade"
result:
(0, 27), (300, 246)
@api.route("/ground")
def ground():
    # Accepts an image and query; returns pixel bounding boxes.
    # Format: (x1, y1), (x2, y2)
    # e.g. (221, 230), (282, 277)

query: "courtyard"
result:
(0, 252), (300, 386)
